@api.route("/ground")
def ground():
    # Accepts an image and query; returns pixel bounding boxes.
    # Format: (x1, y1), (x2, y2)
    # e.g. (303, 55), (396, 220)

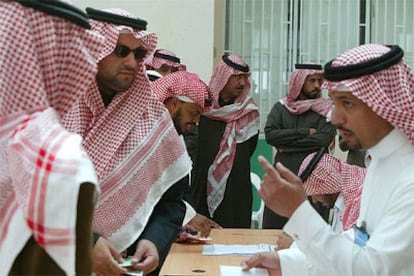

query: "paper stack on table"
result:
(220, 265), (269, 276)
(202, 243), (274, 256)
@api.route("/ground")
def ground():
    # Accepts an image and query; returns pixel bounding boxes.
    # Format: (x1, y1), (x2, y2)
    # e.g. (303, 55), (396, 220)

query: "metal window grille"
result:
(225, 0), (414, 132)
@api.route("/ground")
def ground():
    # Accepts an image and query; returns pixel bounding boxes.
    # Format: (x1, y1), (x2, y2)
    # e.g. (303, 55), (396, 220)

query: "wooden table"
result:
(159, 228), (282, 275)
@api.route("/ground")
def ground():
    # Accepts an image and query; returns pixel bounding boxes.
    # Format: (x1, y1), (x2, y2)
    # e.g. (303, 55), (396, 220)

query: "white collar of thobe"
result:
(365, 128), (407, 167)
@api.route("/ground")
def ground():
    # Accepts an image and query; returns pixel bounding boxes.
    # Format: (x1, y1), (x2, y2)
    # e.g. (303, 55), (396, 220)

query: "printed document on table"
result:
(202, 243), (274, 256)
(220, 265), (269, 276)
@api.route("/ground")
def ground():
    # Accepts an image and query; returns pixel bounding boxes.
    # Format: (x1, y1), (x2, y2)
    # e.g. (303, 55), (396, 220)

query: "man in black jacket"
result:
(263, 63), (336, 229)
(63, 8), (189, 275)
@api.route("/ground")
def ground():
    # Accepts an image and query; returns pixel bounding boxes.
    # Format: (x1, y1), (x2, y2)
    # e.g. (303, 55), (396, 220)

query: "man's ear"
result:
(164, 97), (179, 115)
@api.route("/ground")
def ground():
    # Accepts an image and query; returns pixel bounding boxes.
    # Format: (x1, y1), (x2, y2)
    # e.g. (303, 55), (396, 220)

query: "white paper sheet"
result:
(220, 265), (269, 276)
(202, 244), (274, 256)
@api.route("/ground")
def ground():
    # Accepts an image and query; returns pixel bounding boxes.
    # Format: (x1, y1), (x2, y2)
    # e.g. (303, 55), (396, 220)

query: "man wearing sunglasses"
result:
(63, 8), (191, 275)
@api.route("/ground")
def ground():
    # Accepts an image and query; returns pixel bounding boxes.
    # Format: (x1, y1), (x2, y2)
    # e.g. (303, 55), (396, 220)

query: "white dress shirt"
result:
(281, 129), (414, 275)
(331, 193), (345, 233)
(278, 194), (345, 276)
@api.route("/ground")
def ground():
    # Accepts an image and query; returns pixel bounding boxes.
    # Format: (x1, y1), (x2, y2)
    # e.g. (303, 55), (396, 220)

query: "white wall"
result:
(72, 0), (215, 82)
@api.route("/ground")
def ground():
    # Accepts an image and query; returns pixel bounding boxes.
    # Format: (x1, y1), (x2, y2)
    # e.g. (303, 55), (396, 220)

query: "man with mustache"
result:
(63, 8), (191, 275)
(243, 44), (414, 275)
(151, 70), (222, 237)
(191, 54), (260, 228)
(338, 132), (367, 167)
(263, 63), (336, 229)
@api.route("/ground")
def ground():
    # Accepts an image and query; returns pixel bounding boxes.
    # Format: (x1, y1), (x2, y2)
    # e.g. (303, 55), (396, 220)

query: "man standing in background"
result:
(263, 63), (336, 229)
(191, 54), (260, 228)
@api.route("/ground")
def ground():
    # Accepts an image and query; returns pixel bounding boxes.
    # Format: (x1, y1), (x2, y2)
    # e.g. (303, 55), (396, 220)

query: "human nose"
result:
(238, 77), (247, 87)
(313, 80), (321, 90)
(123, 52), (139, 68)
(330, 105), (343, 126)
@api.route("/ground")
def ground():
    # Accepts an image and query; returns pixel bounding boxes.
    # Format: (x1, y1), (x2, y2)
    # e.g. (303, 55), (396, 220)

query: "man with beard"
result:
(243, 43), (414, 275)
(191, 54), (260, 228)
(338, 133), (367, 167)
(151, 70), (221, 237)
(63, 8), (190, 275)
(263, 63), (336, 229)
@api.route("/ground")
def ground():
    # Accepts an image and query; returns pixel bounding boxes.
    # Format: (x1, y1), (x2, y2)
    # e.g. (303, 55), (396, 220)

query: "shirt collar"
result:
(335, 193), (345, 214)
(366, 128), (409, 165)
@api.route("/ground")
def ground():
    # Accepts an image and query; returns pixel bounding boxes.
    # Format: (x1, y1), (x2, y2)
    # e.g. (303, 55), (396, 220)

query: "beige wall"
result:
(72, 0), (216, 82)
(213, 0), (226, 66)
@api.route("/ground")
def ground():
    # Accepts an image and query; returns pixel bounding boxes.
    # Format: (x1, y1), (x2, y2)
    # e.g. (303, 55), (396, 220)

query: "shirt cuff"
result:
(283, 200), (327, 245)
(279, 248), (309, 276)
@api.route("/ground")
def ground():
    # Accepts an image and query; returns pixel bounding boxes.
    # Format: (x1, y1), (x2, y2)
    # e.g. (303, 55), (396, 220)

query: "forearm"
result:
(283, 201), (354, 275)
(279, 247), (335, 276)
(283, 200), (414, 275)
(264, 103), (309, 147)
(278, 248), (309, 276)
(139, 178), (186, 264)
(282, 123), (336, 150)
(264, 128), (309, 147)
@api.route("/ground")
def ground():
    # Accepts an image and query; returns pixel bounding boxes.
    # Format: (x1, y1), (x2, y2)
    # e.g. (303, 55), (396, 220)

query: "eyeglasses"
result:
(113, 44), (147, 60)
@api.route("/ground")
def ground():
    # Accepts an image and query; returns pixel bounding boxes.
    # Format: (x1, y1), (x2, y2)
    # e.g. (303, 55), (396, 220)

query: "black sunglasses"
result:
(113, 44), (147, 60)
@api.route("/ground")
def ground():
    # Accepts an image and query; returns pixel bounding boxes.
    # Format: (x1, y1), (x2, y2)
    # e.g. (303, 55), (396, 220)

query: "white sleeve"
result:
(283, 197), (414, 275)
(279, 246), (333, 276)
(278, 248), (309, 276)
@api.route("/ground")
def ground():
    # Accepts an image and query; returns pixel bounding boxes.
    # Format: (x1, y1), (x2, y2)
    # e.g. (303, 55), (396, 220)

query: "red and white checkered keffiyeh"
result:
(299, 153), (366, 230)
(145, 48), (186, 71)
(0, 2), (103, 275)
(204, 55), (260, 217)
(150, 71), (211, 110)
(63, 8), (191, 251)
(282, 63), (332, 117)
(323, 44), (414, 145)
